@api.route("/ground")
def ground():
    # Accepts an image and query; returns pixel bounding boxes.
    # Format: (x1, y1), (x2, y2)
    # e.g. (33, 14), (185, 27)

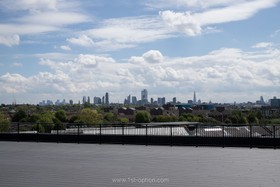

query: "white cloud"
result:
(129, 50), (164, 64)
(18, 12), (89, 26)
(252, 42), (273, 48)
(0, 0), (58, 12)
(159, 0), (279, 36)
(159, 11), (202, 36)
(67, 35), (94, 47)
(84, 16), (174, 51)
(0, 34), (20, 47)
(0, 0), (90, 47)
(143, 50), (164, 63)
(60, 45), (71, 51)
(194, 0), (279, 25)
(1, 44), (280, 103)
(145, 0), (237, 10)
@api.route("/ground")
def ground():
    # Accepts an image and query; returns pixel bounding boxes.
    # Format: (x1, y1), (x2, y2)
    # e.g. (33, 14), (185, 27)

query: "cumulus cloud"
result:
(1, 44), (280, 103)
(67, 35), (94, 47)
(129, 50), (164, 64)
(143, 50), (164, 63)
(159, 0), (279, 36)
(0, 34), (20, 47)
(160, 11), (202, 36)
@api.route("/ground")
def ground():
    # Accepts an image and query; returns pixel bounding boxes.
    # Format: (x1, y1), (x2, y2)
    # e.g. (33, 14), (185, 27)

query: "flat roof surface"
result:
(1, 142), (280, 187)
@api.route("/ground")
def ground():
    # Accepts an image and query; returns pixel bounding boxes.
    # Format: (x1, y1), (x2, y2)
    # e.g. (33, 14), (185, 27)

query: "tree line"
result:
(0, 105), (279, 133)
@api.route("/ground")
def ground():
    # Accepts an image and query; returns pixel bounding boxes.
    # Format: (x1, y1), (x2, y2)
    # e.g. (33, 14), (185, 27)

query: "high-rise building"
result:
(94, 97), (102, 104)
(105, 92), (109, 105)
(132, 96), (137, 105)
(82, 96), (87, 104)
(193, 91), (197, 104)
(157, 97), (166, 106)
(124, 95), (131, 105)
(270, 97), (280, 108)
(141, 89), (148, 105)
(173, 97), (176, 104)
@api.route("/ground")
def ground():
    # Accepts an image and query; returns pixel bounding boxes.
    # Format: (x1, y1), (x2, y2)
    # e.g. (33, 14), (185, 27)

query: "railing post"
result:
(170, 126), (173, 146)
(99, 124), (102, 144)
(122, 124), (124, 145)
(250, 125), (252, 149)
(56, 124), (59, 144)
(17, 122), (20, 142)
(77, 124), (80, 144)
(145, 124), (148, 146)
(273, 125), (276, 149)
(36, 123), (39, 143)
(196, 124), (198, 147)
(222, 125), (225, 148)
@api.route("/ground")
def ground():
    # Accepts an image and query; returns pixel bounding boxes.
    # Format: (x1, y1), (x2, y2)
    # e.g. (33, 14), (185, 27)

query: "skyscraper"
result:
(193, 91), (197, 104)
(105, 92), (109, 105)
(132, 96), (137, 105)
(82, 96), (87, 104)
(141, 89), (148, 105)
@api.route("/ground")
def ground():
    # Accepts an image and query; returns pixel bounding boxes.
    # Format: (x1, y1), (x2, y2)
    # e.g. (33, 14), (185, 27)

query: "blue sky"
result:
(0, 0), (280, 104)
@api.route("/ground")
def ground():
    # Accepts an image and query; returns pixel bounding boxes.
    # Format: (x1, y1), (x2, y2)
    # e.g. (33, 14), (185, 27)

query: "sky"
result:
(0, 0), (280, 104)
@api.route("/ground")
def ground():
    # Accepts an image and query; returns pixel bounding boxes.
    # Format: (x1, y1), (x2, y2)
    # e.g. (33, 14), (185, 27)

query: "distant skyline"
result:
(0, 0), (280, 104)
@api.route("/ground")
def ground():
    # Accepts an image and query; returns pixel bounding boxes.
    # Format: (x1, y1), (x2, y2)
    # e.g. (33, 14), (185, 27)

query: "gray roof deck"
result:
(1, 142), (280, 187)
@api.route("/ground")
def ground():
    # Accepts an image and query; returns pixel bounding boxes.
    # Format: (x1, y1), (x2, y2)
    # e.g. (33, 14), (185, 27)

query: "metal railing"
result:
(1, 122), (280, 147)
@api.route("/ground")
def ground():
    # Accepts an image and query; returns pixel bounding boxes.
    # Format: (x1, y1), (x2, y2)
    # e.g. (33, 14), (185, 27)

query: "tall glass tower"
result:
(141, 89), (148, 105)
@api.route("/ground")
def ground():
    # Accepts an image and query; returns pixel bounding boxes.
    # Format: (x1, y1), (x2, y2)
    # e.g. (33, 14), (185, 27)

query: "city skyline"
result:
(36, 90), (276, 106)
(0, 0), (280, 104)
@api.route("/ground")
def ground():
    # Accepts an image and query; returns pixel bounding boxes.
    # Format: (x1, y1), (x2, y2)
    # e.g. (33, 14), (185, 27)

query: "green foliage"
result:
(55, 109), (67, 122)
(12, 109), (27, 122)
(36, 112), (55, 133)
(26, 114), (40, 123)
(104, 112), (118, 123)
(180, 113), (203, 122)
(76, 108), (103, 125)
(247, 111), (260, 124)
(118, 117), (129, 123)
(153, 115), (177, 122)
(135, 111), (150, 123)
(227, 110), (259, 124)
(53, 118), (66, 130)
(32, 124), (45, 133)
(69, 115), (79, 123)
(0, 113), (10, 132)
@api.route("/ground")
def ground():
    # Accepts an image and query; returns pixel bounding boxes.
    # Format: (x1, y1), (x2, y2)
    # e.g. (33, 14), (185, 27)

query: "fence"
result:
(1, 122), (280, 148)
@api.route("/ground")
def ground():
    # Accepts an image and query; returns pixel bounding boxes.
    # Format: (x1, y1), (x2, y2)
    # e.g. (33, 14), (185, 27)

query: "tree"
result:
(153, 115), (177, 122)
(135, 111), (150, 123)
(37, 112), (55, 133)
(104, 112), (118, 123)
(32, 124), (44, 133)
(77, 108), (103, 125)
(12, 109), (27, 122)
(55, 109), (67, 122)
(118, 117), (129, 123)
(247, 111), (260, 124)
(180, 113), (203, 122)
(0, 113), (10, 132)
